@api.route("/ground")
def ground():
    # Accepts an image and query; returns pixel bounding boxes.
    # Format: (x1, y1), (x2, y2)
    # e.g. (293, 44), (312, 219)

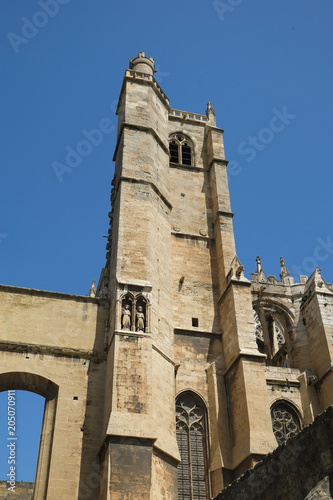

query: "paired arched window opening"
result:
(121, 293), (148, 333)
(169, 133), (193, 166)
(176, 392), (209, 500)
(270, 401), (301, 446)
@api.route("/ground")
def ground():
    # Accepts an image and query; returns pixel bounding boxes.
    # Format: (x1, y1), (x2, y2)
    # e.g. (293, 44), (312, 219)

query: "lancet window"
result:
(176, 392), (209, 500)
(169, 133), (193, 166)
(270, 401), (301, 446)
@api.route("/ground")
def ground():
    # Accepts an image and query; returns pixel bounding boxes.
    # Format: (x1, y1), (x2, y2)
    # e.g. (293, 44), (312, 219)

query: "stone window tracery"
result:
(274, 320), (285, 351)
(253, 311), (264, 342)
(270, 401), (301, 446)
(169, 133), (193, 166)
(176, 392), (209, 500)
(253, 308), (288, 365)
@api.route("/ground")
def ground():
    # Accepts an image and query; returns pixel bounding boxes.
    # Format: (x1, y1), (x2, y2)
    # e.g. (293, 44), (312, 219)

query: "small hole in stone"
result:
(192, 318), (198, 327)
(73, 396), (78, 401)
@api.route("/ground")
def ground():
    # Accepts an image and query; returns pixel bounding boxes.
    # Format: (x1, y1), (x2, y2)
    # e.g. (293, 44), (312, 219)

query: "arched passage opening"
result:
(0, 391), (44, 481)
(0, 373), (58, 500)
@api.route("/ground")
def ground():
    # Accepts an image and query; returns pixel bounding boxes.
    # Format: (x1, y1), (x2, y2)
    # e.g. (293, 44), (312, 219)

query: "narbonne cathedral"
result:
(0, 53), (332, 500)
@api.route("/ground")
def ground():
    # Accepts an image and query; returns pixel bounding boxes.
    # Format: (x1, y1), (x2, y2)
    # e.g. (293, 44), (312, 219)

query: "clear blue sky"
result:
(0, 0), (332, 482)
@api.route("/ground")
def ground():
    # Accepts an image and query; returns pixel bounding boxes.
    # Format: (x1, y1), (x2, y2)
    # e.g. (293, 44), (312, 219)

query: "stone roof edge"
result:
(0, 284), (108, 304)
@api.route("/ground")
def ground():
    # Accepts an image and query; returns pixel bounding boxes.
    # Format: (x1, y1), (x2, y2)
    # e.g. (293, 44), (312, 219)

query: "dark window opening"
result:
(169, 141), (179, 163)
(169, 134), (193, 166)
(192, 318), (199, 327)
(182, 144), (192, 165)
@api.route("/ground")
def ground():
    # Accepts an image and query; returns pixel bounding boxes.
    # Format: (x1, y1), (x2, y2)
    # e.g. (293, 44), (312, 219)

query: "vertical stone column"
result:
(33, 392), (57, 500)
(205, 123), (276, 478)
(206, 125), (235, 295)
(301, 269), (333, 409)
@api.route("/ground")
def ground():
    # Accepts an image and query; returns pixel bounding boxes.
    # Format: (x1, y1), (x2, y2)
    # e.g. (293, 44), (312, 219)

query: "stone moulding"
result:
(112, 122), (169, 161)
(0, 340), (106, 361)
(120, 175), (172, 212)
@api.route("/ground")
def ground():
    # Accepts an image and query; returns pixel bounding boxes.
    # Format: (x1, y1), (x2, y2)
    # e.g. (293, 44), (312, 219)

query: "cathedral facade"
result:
(0, 53), (332, 499)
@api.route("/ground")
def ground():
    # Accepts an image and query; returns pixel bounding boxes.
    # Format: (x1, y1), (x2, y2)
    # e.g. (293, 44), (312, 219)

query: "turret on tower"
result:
(129, 51), (156, 75)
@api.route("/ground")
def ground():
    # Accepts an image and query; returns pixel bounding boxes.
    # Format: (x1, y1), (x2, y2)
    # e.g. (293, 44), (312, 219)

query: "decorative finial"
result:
(206, 102), (216, 126)
(206, 102), (216, 116)
(89, 280), (96, 297)
(279, 257), (290, 281)
(256, 256), (266, 283)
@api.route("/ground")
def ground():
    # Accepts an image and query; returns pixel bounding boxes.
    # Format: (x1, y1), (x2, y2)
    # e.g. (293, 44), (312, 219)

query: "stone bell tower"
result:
(97, 52), (277, 499)
(98, 52), (180, 499)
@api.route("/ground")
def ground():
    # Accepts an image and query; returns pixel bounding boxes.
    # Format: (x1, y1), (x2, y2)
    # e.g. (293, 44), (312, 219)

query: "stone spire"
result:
(256, 256), (266, 283)
(279, 257), (290, 281)
(89, 280), (96, 297)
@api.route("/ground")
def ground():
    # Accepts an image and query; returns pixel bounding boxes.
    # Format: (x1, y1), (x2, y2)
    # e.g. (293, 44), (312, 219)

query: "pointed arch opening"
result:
(176, 391), (209, 500)
(121, 293), (134, 331)
(135, 295), (147, 333)
(169, 133), (193, 167)
(252, 302), (294, 367)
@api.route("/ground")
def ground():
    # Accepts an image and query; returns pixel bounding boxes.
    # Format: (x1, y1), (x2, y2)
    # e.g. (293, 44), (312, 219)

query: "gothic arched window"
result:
(270, 401), (301, 446)
(169, 134), (193, 166)
(176, 392), (209, 500)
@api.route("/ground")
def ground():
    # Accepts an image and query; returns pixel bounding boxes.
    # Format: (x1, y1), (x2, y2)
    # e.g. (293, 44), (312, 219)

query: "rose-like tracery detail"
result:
(271, 402), (301, 445)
